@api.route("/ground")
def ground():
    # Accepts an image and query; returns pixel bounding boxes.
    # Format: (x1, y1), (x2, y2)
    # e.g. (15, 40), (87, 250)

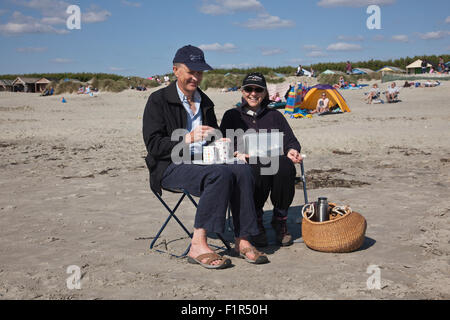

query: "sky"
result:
(0, 0), (449, 77)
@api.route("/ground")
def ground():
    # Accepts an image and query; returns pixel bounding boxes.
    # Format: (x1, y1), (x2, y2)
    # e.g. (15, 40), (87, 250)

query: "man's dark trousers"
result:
(161, 162), (260, 238)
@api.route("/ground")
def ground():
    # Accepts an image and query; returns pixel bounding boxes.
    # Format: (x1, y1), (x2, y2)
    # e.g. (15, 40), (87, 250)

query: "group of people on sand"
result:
(364, 82), (400, 104)
(143, 45), (303, 269)
(77, 85), (98, 95)
(41, 87), (54, 97)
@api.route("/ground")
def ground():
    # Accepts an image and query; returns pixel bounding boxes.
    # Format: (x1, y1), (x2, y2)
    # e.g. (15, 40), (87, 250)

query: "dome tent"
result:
(300, 84), (351, 113)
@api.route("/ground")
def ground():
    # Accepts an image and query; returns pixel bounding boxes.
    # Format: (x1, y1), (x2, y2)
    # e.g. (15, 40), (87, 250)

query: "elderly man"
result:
(143, 45), (269, 269)
(386, 82), (400, 103)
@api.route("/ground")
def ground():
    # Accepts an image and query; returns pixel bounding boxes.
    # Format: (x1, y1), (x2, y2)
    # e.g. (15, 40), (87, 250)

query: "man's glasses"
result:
(243, 86), (265, 93)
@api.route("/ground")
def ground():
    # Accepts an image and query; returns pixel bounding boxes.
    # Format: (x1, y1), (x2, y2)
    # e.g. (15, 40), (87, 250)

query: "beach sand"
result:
(0, 79), (449, 300)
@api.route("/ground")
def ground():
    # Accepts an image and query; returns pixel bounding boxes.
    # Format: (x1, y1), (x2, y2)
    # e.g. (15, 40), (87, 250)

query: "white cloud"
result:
(240, 13), (295, 30)
(287, 58), (303, 64)
(109, 67), (127, 71)
(337, 35), (364, 42)
(445, 16), (450, 24)
(318, 0), (396, 7)
(303, 44), (320, 51)
(51, 58), (73, 63)
(199, 0), (264, 15)
(391, 34), (409, 42)
(82, 9), (112, 23)
(307, 51), (327, 57)
(417, 31), (450, 40)
(198, 43), (237, 53)
(327, 42), (362, 51)
(121, 0), (142, 7)
(1, 1), (111, 35)
(0, 11), (69, 35)
(216, 62), (252, 69)
(261, 48), (285, 56)
(16, 47), (48, 53)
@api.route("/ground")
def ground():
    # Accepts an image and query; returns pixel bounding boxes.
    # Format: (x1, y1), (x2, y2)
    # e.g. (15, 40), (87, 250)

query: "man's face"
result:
(173, 64), (203, 94)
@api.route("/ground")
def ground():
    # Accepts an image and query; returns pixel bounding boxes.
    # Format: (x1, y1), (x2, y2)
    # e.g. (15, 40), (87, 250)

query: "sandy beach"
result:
(0, 78), (449, 300)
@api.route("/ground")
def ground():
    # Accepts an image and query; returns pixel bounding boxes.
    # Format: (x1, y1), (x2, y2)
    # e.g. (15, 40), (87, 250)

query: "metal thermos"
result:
(317, 197), (329, 222)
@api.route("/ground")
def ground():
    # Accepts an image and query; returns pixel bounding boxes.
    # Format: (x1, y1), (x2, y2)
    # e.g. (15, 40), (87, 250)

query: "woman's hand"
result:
(287, 149), (303, 164)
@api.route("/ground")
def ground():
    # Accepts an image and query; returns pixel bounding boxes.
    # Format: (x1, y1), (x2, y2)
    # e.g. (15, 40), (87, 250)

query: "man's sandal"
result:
(236, 247), (269, 265)
(187, 253), (231, 270)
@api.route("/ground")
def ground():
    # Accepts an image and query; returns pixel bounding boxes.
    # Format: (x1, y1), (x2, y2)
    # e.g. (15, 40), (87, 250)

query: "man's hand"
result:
(287, 149), (303, 164)
(185, 126), (215, 144)
(234, 152), (249, 163)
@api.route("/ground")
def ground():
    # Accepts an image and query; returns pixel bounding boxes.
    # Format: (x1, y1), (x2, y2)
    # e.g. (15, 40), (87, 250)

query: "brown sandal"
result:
(187, 253), (231, 269)
(236, 247), (269, 264)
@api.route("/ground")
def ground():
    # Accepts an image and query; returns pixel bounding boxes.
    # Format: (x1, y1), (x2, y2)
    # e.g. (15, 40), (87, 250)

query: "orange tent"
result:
(301, 84), (351, 113)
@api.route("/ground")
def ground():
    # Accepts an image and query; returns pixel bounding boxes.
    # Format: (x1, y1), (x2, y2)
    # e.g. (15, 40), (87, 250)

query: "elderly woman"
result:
(220, 73), (303, 247)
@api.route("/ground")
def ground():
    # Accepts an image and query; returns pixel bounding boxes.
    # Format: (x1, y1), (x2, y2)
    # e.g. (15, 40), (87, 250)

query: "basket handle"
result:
(301, 203), (315, 220)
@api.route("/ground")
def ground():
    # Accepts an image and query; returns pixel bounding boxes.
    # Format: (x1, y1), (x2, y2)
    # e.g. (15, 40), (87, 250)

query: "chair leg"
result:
(150, 192), (192, 256)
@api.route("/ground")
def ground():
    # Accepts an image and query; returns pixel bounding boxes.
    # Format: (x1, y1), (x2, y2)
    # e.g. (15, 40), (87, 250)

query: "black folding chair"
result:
(150, 187), (232, 258)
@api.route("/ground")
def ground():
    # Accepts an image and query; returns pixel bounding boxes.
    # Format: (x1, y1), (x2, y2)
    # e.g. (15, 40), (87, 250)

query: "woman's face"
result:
(242, 86), (266, 108)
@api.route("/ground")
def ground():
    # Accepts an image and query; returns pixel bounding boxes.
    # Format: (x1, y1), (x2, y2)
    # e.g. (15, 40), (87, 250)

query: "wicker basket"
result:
(301, 205), (367, 253)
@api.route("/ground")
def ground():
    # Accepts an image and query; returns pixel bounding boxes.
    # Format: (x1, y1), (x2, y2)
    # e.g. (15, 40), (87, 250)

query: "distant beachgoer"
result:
(346, 61), (352, 75)
(77, 85), (85, 94)
(270, 92), (281, 102)
(421, 60), (428, 74)
(386, 82), (400, 102)
(365, 83), (380, 104)
(310, 92), (330, 114)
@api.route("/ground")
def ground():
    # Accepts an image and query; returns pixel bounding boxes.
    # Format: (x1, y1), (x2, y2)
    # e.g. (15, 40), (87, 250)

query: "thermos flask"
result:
(317, 197), (329, 222)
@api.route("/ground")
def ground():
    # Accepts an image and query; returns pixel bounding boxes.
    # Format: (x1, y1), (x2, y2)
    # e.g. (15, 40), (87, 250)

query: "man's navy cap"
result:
(242, 72), (267, 89)
(173, 45), (213, 71)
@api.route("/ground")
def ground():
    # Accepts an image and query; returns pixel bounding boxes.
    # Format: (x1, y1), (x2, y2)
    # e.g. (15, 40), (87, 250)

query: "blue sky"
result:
(0, 0), (449, 77)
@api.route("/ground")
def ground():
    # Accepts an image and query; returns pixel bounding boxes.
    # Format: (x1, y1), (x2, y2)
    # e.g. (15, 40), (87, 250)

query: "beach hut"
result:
(300, 84), (351, 113)
(35, 78), (52, 93)
(406, 59), (432, 74)
(12, 77), (40, 92)
(0, 79), (14, 92)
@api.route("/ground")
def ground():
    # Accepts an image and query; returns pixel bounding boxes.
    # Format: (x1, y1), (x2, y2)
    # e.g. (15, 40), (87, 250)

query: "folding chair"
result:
(150, 187), (232, 258)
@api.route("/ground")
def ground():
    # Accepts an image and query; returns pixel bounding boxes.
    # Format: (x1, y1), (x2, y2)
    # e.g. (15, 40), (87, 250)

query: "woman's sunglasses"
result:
(243, 86), (265, 93)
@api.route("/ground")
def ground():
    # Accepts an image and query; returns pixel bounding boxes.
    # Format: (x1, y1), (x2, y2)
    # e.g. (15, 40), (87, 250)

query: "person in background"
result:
(365, 83), (380, 104)
(386, 82), (400, 103)
(346, 61), (352, 75)
(310, 92), (330, 114)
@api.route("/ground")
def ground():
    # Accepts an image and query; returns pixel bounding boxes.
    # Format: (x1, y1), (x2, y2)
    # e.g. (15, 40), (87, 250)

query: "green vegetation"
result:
(317, 72), (381, 85)
(1, 54), (448, 92)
